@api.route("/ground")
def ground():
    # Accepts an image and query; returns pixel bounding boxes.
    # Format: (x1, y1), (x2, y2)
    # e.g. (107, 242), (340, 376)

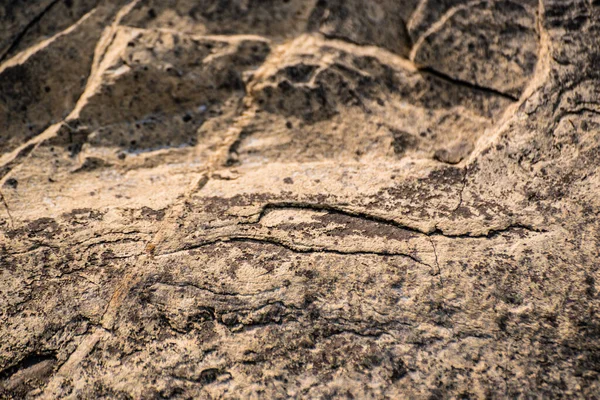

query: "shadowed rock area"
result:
(1, 0), (600, 398)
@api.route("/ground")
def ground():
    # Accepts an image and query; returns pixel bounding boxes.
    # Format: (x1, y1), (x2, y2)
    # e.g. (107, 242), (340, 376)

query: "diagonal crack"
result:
(0, 0), (62, 64)
(0, 6), (98, 75)
(419, 66), (519, 102)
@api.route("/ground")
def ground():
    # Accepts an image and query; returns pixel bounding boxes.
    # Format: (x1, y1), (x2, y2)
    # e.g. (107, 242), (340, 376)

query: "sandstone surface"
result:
(1, 0), (600, 398)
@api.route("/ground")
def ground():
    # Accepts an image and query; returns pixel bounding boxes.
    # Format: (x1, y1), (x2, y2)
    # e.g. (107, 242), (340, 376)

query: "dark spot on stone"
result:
(5, 217), (63, 239)
(391, 359), (408, 381)
(390, 129), (417, 155)
(283, 177), (294, 184)
(198, 368), (221, 384)
(585, 275), (596, 297)
(140, 206), (166, 221)
(282, 64), (318, 83)
(4, 178), (18, 189)
(497, 314), (509, 331)
(68, 142), (83, 157)
(581, 121), (588, 131)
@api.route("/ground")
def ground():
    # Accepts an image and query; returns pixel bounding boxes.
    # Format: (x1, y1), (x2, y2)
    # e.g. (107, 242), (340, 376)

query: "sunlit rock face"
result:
(1, 0), (600, 398)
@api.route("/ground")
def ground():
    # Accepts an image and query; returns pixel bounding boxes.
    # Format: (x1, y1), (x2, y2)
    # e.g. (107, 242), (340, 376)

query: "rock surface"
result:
(1, 0), (600, 398)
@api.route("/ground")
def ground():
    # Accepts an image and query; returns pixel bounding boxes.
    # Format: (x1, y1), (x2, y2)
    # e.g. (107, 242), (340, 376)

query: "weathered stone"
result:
(1, 1), (599, 398)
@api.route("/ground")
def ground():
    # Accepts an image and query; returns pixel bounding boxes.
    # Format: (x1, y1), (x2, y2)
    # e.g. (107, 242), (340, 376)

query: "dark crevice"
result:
(0, 0), (63, 63)
(228, 236), (427, 264)
(419, 66), (519, 102)
(226, 128), (254, 166)
(246, 202), (547, 239)
(246, 202), (431, 236)
(0, 351), (57, 381)
(154, 281), (284, 298)
(161, 235), (430, 267)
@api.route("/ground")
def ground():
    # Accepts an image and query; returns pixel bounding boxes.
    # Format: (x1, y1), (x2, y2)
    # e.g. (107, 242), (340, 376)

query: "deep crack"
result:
(158, 235), (430, 268)
(247, 201), (547, 238)
(0, 0), (62, 63)
(419, 66), (519, 102)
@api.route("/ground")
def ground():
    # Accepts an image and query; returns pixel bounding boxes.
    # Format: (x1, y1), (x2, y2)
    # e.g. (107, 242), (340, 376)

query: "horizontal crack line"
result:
(157, 235), (430, 266)
(242, 202), (547, 238)
(153, 281), (284, 298)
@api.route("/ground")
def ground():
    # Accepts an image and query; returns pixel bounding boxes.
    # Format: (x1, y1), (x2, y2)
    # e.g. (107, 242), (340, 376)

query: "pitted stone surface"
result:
(1, 0), (600, 398)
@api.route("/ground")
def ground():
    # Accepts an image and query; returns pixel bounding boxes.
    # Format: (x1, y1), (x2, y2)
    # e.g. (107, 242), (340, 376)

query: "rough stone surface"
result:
(1, 0), (599, 398)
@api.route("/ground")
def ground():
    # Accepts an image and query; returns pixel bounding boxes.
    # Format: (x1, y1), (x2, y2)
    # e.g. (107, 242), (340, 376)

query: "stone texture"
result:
(409, 0), (539, 98)
(307, 0), (418, 57)
(1, 0), (600, 398)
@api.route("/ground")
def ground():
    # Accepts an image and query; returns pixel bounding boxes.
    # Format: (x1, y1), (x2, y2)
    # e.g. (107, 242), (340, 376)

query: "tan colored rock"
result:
(1, 0), (600, 398)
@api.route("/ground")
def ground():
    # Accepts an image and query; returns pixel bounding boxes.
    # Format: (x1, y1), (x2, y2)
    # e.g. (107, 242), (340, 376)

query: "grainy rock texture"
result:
(1, 0), (599, 398)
